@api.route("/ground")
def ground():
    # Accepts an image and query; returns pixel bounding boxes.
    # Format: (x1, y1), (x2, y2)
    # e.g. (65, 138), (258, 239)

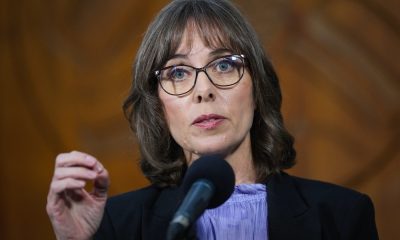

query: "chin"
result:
(193, 143), (232, 157)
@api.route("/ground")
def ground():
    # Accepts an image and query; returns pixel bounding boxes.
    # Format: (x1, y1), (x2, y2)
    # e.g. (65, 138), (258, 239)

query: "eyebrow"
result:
(168, 48), (233, 61)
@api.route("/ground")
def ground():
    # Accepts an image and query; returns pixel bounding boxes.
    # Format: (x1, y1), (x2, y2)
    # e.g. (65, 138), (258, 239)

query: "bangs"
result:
(169, 19), (240, 57)
(154, 1), (245, 68)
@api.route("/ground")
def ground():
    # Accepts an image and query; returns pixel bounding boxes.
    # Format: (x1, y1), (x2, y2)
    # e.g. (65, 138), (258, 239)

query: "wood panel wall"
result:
(1, 0), (399, 239)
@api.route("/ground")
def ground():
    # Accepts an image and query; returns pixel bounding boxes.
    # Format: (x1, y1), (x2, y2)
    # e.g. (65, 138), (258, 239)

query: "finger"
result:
(47, 178), (86, 205)
(55, 151), (97, 168)
(93, 158), (105, 173)
(93, 167), (110, 198)
(50, 178), (86, 195)
(53, 167), (98, 181)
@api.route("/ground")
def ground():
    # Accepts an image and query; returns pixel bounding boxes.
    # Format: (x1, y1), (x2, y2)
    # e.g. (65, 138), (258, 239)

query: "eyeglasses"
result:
(155, 54), (246, 96)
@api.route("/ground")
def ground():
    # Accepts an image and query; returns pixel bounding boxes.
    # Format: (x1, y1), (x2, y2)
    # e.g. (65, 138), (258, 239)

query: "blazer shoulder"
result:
(288, 175), (378, 239)
(289, 175), (369, 203)
(268, 172), (373, 214)
(274, 173), (379, 239)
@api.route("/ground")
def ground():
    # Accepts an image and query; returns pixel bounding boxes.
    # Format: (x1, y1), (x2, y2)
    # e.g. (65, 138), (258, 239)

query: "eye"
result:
(216, 59), (234, 72)
(211, 55), (244, 73)
(165, 66), (191, 81)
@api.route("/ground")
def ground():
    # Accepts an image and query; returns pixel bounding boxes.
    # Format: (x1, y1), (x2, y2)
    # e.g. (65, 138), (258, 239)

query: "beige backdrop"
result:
(1, 0), (399, 239)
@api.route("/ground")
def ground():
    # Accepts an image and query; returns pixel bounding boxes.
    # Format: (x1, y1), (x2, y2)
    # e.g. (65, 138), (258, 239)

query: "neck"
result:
(224, 134), (256, 185)
(184, 133), (257, 185)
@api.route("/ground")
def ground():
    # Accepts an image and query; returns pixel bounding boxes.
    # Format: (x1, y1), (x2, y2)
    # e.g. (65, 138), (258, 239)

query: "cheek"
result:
(233, 76), (255, 110)
(159, 93), (188, 139)
(164, 104), (193, 151)
(234, 77), (255, 128)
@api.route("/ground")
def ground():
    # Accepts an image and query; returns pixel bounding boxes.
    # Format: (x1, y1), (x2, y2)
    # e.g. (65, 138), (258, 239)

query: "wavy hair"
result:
(123, 0), (296, 187)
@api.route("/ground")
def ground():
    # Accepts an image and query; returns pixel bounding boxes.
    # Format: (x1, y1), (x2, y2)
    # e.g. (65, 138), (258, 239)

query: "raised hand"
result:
(46, 151), (110, 240)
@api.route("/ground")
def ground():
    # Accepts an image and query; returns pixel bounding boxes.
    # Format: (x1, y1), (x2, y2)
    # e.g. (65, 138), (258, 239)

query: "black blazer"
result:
(94, 172), (378, 239)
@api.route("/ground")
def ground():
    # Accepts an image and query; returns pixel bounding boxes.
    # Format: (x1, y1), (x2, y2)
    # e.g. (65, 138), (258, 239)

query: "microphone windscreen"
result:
(182, 155), (235, 208)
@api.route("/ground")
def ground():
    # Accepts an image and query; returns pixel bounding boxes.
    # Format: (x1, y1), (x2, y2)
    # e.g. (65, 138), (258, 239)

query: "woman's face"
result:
(158, 30), (255, 164)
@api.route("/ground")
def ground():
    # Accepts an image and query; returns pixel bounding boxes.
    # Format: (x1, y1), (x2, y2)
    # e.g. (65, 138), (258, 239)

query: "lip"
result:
(192, 114), (226, 129)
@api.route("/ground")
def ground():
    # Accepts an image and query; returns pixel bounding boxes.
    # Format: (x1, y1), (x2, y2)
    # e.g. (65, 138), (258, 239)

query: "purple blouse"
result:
(195, 184), (268, 239)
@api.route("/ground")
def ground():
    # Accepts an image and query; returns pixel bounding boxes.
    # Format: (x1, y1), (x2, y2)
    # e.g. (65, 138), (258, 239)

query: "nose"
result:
(193, 71), (216, 103)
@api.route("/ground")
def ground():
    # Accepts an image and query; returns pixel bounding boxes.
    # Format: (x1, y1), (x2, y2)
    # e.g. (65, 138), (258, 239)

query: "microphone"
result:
(166, 155), (235, 240)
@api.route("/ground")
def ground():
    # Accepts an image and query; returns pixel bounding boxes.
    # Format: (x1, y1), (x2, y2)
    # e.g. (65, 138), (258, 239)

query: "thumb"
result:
(93, 165), (109, 198)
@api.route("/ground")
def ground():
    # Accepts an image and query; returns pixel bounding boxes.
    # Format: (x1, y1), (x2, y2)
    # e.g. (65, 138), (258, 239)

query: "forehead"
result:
(175, 29), (206, 56)
(168, 20), (237, 58)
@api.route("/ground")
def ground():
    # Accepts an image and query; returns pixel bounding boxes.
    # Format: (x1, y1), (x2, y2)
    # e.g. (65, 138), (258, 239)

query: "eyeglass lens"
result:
(158, 55), (245, 95)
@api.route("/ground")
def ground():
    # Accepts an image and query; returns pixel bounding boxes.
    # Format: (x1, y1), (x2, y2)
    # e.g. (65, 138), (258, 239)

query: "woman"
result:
(46, 0), (379, 239)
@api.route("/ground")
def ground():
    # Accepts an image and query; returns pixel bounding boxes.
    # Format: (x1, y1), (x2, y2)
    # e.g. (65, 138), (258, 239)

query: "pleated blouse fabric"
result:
(195, 183), (268, 240)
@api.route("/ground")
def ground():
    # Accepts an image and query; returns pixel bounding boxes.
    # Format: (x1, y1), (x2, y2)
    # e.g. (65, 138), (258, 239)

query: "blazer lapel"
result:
(141, 186), (197, 240)
(141, 186), (183, 239)
(267, 172), (321, 240)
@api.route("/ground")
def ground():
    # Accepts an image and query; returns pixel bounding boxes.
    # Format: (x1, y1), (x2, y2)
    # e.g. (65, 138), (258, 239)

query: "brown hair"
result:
(123, 0), (296, 187)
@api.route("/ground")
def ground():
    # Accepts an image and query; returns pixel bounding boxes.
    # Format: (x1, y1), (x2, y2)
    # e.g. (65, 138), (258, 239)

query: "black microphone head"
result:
(182, 155), (235, 209)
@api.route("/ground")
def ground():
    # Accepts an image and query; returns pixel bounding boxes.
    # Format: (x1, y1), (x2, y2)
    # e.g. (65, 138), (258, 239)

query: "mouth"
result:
(192, 114), (226, 129)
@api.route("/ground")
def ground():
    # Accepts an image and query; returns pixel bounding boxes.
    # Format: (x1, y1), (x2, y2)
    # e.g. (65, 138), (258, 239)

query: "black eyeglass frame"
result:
(154, 54), (246, 96)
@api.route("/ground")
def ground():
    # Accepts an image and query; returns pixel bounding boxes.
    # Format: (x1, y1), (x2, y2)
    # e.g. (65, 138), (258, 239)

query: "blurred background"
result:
(1, 0), (399, 239)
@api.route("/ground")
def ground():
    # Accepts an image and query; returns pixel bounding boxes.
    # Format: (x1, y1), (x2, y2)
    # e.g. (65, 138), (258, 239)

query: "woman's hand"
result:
(46, 151), (110, 240)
